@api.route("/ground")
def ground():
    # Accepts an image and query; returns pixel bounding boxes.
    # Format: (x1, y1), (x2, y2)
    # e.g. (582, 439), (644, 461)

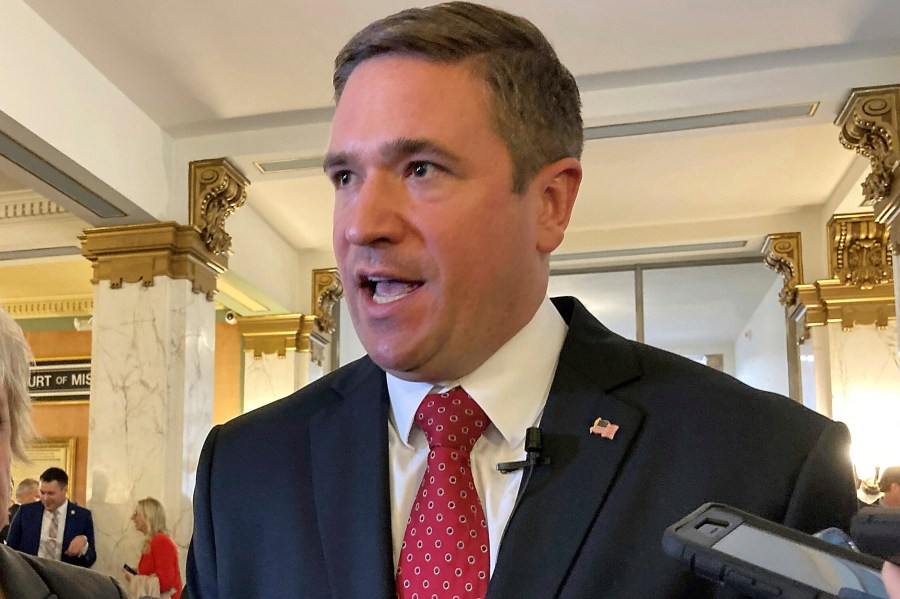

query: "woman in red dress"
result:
(127, 497), (182, 599)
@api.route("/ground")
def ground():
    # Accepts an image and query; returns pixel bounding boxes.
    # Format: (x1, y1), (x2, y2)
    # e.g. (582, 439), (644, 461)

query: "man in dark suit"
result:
(0, 307), (123, 597)
(187, 3), (859, 598)
(6, 468), (97, 568)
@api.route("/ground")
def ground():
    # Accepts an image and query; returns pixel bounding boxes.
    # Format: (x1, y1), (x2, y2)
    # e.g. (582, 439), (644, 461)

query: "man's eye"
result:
(408, 162), (436, 178)
(331, 171), (353, 187)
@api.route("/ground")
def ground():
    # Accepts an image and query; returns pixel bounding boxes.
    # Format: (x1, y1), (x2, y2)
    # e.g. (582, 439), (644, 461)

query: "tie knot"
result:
(415, 388), (489, 452)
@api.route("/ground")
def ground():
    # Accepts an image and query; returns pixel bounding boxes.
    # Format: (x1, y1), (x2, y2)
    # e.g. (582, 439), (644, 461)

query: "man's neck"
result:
(45, 499), (67, 513)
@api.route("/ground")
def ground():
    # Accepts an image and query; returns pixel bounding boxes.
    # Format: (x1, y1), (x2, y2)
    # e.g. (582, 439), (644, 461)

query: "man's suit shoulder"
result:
(15, 500), (43, 518)
(557, 294), (831, 431)
(632, 338), (827, 423)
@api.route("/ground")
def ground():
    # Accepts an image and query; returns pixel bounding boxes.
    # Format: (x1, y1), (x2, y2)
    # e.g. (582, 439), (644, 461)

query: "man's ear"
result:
(531, 157), (582, 254)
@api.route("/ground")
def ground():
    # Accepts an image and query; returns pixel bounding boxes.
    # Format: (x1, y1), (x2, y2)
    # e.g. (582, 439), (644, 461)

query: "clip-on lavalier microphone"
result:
(496, 427), (550, 474)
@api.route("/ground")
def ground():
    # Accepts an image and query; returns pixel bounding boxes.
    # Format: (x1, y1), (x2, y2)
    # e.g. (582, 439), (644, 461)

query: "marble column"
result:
(765, 214), (900, 481)
(823, 323), (900, 480)
(87, 276), (214, 577)
(894, 230), (900, 333)
(243, 349), (310, 412)
(239, 314), (316, 413)
(79, 157), (248, 580)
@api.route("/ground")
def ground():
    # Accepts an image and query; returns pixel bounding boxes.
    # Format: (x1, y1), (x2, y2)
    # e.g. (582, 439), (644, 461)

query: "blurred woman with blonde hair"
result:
(126, 497), (182, 599)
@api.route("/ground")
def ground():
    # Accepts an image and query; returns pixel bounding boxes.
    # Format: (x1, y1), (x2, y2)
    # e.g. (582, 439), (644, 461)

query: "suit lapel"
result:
(61, 504), (75, 556)
(309, 359), (395, 599)
(489, 297), (646, 598)
(25, 503), (42, 556)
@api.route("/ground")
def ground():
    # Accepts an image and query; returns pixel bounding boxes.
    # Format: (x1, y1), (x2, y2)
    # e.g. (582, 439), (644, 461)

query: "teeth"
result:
(368, 277), (419, 304)
(373, 293), (406, 304)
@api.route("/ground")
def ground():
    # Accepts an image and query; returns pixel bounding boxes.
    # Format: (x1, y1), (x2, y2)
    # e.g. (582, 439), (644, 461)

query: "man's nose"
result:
(341, 172), (407, 247)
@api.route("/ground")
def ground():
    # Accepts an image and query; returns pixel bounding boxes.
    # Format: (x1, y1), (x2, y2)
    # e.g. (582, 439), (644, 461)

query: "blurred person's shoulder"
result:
(0, 543), (124, 598)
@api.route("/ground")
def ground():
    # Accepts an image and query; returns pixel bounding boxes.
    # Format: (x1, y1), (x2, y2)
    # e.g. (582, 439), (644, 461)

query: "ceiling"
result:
(2, 0), (899, 340)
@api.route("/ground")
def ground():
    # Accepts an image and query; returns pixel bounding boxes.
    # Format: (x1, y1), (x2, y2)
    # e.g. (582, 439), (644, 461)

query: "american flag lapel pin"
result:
(589, 417), (619, 440)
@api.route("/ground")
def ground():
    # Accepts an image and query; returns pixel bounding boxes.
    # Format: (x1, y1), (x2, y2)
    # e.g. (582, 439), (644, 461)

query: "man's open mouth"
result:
(364, 277), (423, 304)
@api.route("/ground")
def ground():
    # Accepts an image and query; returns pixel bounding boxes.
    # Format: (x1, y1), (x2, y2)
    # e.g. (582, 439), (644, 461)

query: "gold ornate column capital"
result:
(189, 158), (250, 257)
(312, 268), (343, 334)
(768, 214), (895, 333)
(827, 212), (893, 289)
(763, 232), (804, 305)
(79, 222), (227, 300)
(836, 84), (900, 224)
(237, 314), (312, 358)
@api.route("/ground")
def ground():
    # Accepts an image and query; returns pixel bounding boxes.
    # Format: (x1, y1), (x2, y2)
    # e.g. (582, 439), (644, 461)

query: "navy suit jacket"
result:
(187, 297), (856, 598)
(6, 500), (97, 568)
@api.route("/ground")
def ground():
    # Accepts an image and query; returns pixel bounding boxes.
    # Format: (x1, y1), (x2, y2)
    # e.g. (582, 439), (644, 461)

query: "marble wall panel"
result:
(827, 322), (900, 481)
(87, 277), (214, 581)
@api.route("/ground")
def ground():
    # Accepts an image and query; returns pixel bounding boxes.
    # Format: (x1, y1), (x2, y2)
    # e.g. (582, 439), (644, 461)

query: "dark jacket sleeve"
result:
(64, 507), (97, 568)
(186, 425), (222, 599)
(5, 505), (23, 550)
(782, 420), (857, 534)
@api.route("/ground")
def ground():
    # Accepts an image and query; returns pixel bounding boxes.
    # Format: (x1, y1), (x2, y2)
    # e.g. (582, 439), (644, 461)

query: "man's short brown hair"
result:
(333, 1), (583, 194)
(880, 466), (900, 492)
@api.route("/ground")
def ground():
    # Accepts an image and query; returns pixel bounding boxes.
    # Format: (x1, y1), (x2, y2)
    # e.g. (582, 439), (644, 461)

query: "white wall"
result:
(733, 277), (789, 396)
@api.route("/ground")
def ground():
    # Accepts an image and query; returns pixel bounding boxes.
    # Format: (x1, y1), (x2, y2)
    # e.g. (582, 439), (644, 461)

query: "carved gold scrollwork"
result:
(312, 268), (343, 334)
(828, 213), (892, 290)
(189, 158), (250, 257)
(766, 215), (896, 335)
(836, 85), (900, 224)
(763, 233), (803, 305)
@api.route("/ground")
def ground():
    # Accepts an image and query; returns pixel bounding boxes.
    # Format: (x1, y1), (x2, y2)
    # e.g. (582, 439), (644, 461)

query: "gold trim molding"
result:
(762, 232), (803, 305)
(79, 222), (228, 301)
(1, 296), (93, 318)
(238, 314), (311, 358)
(312, 268), (343, 334)
(836, 84), (900, 224)
(189, 158), (250, 257)
(766, 213), (895, 334)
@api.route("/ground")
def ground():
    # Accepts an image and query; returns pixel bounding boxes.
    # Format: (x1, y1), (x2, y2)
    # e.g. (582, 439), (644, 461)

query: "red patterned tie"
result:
(397, 388), (491, 599)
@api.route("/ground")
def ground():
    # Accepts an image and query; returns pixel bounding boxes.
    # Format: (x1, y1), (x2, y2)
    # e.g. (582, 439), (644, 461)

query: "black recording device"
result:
(122, 563), (138, 575)
(496, 427), (549, 473)
(663, 503), (888, 599)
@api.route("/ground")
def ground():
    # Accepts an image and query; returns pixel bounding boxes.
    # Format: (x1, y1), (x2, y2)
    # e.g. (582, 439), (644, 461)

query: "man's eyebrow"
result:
(322, 138), (464, 172)
(322, 151), (351, 172)
(381, 138), (463, 165)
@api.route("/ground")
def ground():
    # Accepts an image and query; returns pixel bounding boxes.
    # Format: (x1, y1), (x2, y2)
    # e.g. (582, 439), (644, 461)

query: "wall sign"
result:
(29, 358), (91, 402)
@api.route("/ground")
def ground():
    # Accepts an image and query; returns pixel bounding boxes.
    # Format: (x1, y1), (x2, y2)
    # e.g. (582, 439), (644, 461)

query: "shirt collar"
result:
(46, 500), (67, 517)
(388, 297), (567, 449)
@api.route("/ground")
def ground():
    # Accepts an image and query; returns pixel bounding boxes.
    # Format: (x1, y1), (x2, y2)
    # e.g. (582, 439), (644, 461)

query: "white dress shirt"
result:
(387, 297), (567, 574)
(39, 500), (67, 561)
